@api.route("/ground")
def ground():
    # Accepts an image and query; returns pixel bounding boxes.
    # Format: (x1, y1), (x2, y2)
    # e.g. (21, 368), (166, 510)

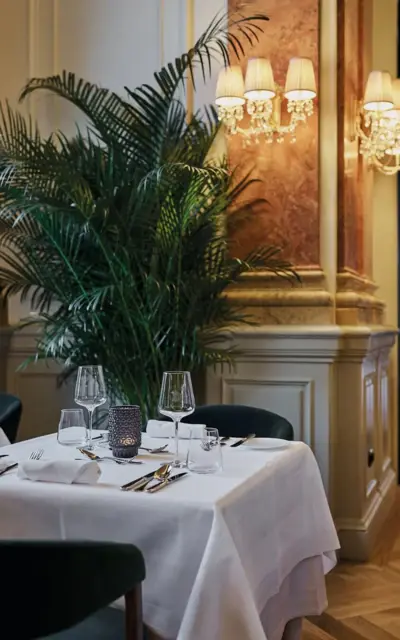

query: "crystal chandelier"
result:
(215, 57), (317, 145)
(356, 70), (400, 175)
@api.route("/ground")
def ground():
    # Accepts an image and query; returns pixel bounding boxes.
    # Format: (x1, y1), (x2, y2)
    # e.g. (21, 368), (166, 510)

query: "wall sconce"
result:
(215, 57), (317, 145)
(356, 70), (400, 175)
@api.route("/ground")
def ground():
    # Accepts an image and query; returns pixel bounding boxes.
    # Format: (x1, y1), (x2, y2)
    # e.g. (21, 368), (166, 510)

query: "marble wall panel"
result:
(228, 0), (320, 267)
(337, 0), (365, 274)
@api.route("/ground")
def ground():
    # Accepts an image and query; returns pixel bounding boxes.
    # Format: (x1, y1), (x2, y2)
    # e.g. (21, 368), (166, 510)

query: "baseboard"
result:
(337, 472), (397, 561)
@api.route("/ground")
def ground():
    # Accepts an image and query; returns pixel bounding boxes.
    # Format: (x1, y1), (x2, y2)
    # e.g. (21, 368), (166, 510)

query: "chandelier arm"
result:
(372, 156), (400, 175)
(354, 114), (370, 143)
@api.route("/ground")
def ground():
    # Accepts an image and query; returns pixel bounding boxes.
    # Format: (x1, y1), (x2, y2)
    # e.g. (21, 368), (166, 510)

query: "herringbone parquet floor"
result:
(305, 490), (400, 640)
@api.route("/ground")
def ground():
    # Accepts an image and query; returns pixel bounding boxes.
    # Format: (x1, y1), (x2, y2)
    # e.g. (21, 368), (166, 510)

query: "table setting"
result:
(0, 366), (340, 640)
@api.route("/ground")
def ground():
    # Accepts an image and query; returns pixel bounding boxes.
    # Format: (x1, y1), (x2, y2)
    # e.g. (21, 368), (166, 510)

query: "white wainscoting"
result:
(206, 327), (341, 495)
(221, 376), (313, 445)
(206, 325), (398, 560)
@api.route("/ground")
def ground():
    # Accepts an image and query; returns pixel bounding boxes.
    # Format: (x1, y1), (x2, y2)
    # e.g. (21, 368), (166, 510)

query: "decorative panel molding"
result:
(221, 377), (313, 445)
(363, 372), (378, 498)
(379, 366), (391, 474)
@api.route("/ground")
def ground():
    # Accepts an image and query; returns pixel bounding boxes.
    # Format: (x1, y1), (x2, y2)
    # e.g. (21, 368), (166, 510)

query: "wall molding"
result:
(221, 376), (314, 446)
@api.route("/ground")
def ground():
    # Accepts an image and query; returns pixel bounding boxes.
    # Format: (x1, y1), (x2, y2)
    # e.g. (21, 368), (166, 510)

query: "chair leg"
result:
(282, 617), (303, 640)
(125, 584), (144, 640)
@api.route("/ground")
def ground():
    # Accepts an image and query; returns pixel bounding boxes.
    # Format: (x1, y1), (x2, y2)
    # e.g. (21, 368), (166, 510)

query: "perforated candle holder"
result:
(108, 405), (142, 458)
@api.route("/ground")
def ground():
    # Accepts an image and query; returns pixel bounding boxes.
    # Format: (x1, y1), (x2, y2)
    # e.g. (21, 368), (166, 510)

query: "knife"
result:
(0, 463), (18, 476)
(146, 472), (188, 493)
(230, 433), (256, 448)
(121, 469), (159, 491)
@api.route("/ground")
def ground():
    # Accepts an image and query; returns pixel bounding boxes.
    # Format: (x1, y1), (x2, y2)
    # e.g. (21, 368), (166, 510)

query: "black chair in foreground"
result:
(0, 540), (146, 640)
(182, 404), (294, 440)
(0, 392), (22, 443)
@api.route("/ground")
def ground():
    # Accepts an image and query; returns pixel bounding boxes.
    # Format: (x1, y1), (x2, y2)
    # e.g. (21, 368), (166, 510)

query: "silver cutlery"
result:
(230, 433), (256, 448)
(79, 448), (142, 465)
(139, 445), (168, 454)
(0, 448), (44, 477)
(135, 464), (171, 492)
(146, 472), (188, 493)
(0, 462), (18, 476)
(121, 463), (170, 491)
(30, 449), (44, 460)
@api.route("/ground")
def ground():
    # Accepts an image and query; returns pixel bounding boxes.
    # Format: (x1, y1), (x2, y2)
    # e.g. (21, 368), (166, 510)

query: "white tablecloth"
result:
(0, 435), (339, 640)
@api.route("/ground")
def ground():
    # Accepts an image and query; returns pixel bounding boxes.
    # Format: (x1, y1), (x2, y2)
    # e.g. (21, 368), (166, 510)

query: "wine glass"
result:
(158, 371), (195, 467)
(74, 365), (107, 450)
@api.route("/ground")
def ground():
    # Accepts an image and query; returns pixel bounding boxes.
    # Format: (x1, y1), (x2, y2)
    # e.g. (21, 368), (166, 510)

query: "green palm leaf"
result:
(0, 10), (299, 419)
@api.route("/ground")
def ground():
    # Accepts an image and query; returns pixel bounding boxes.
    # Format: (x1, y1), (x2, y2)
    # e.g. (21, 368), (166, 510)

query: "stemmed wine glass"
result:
(74, 365), (107, 450)
(158, 371), (195, 468)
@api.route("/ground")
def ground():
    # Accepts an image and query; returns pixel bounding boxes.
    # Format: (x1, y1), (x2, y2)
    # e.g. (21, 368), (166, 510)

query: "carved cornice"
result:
(211, 324), (398, 364)
(237, 268), (327, 290)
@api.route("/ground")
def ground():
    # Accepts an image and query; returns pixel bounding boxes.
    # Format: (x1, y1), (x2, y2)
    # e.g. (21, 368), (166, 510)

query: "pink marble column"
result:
(228, 0), (320, 269)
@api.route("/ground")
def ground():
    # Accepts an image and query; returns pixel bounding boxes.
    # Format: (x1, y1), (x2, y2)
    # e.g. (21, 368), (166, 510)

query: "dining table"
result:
(0, 433), (339, 640)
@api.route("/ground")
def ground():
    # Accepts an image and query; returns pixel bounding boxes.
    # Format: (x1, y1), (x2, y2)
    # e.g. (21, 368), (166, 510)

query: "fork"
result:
(30, 449), (44, 460)
(78, 448), (142, 465)
(0, 448), (44, 477)
(139, 445), (168, 454)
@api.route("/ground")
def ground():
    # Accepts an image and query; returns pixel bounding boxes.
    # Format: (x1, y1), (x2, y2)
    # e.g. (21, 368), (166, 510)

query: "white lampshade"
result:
(284, 57), (316, 101)
(244, 58), (276, 101)
(215, 66), (245, 107)
(384, 77), (400, 119)
(385, 145), (400, 156)
(363, 70), (393, 111)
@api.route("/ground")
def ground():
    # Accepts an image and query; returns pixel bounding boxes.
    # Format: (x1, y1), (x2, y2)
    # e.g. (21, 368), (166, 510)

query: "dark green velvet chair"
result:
(181, 404), (294, 440)
(0, 392), (22, 443)
(0, 541), (146, 639)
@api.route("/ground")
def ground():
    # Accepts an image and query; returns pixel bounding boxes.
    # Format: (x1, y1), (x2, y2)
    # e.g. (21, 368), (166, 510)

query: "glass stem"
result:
(87, 408), (94, 450)
(174, 419), (179, 466)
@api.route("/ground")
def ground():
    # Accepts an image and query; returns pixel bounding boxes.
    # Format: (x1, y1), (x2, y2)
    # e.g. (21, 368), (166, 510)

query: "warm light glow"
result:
(385, 146), (400, 156)
(284, 57), (316, 101)
(384, 78), (400, 118)
(215, 56), (317, 143)
(215, 66), (245, 107)
(357, 72), (400, 173)
(244, 58), (275, 101)
(363, 70), (393, 111)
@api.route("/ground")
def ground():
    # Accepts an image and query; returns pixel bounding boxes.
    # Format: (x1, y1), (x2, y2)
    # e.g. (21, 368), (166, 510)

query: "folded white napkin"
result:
(147, 420), (206, 439)
(18, 459), (101, 485)
(0, 428), (10, 447)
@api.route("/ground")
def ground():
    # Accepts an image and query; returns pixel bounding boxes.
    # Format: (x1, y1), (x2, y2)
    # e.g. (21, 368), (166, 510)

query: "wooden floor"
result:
(304, 490), (400, 640)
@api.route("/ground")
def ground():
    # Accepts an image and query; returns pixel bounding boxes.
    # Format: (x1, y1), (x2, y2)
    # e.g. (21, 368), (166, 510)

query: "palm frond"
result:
(0, 10), (299, 420)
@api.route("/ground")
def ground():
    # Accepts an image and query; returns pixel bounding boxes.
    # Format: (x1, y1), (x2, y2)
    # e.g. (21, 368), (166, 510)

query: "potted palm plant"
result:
(0, 12), (295, 419)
